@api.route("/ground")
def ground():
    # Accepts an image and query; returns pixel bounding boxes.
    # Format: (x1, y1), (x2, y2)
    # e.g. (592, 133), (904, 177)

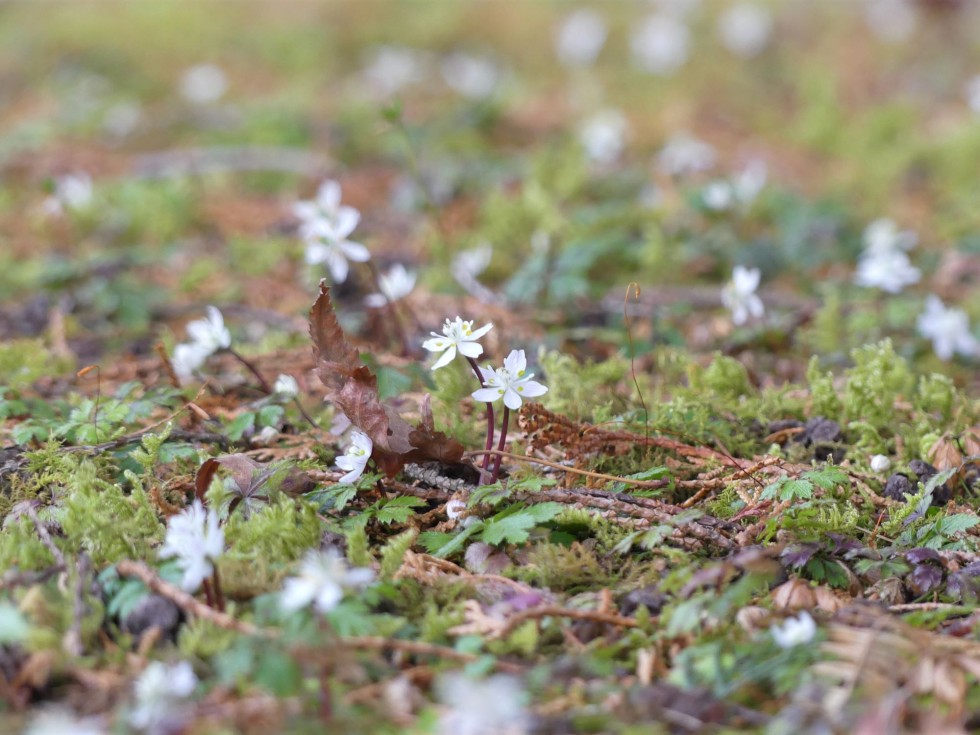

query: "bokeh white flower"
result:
(865, 0), (918, 44)
(442, 53), (500, 100)
(965, 75), (980, 115)
(43, 172), (93, 216)
(555, 8), (607, 68)
(302, 209), (370, 283)
(280, 548), (375, 614)
(702, 180), (735, 211)
(722, 266), (764, 325)
(274, 374), (300, 398)
(179, 63), (227, 104)
(472, 349), (548, 410)
(717, 3), (773, 58)
(656, 133), (716, 177)
(423, 317), (494, 370)
(159, 500), (224, 593)
(365, 263), (417, 307)
(336, 429), (373, 484)
(917, 295), (979, 362)
(854, 218), (920, 293)
(437, 673), (531, 735)
(862, 218), (917, 255)
(186, 306), (232, 354)
(631, 14), (690, 76)
(579, 109), (628, 165)
(24, 708), (105, 735)
(362, 46), (429, 98)
(293, 180), (359, 231)
(770, 611), (817, 649)
(129, 660), (197, 734)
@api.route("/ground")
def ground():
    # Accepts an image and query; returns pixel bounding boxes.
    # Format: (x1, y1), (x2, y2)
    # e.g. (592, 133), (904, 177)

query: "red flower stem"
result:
(211, 566), (226, 613)
(490, 405), (510, 482)
(466, 356), (495, 481)
(202, 578), (216, 608)
(227, 348), (273, 394)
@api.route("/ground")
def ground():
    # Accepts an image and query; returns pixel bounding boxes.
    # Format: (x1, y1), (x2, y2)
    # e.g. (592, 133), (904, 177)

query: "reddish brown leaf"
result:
(929, 434), (963, 472)
(309, 281), (360, 391)
(195, 454), (263, 502)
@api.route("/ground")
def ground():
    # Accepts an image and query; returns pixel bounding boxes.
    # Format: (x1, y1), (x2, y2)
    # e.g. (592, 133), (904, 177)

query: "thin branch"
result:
(337, 636), (524, 674)
(465, 449), (672, 489)
(26, 505), (66, 567)
(494, 605), (639, 640)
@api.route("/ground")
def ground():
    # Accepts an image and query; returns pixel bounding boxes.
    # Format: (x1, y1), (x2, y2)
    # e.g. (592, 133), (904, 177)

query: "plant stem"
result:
(292, 397), (318, 429)
(211, 567), (226, 613)
(227, 347), (273, 394)
(466, 356), (495, 483)
(490, 405), (510, 482)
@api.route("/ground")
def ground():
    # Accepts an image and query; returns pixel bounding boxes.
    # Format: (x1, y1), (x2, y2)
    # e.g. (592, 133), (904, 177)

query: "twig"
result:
(115, 560), (266, 637)
(494, 605), (639, 640)
(465, 449), (672, 489)
(0, 565), (64, 591)
(26, 505), (66, 567)
(888, 602), (967, 613)
(64, 554), (90, 657)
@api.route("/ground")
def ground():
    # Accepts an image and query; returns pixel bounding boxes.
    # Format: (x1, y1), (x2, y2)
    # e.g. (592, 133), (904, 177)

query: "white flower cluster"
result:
(159, 500), (224, 593)
(722, 266), (765, 326)
(129, 660), (197, 733)
(170, 306), (232, 384)
(853, 218), (921, 294)
(279, 548), (375, 615)
(294, 180), (370, 284)
(917, 295), (979, 362)
(700, 160), (767, 212)
(43, 172), (93, 217)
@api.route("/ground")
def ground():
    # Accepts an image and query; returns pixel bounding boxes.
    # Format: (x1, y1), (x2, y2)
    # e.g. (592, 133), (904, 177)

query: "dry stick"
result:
(26, 506), (66, 568)
(227, 347), (273, 394)
(116, 560), (266, 637)
(64, 554), (90, 657)
(494, 605), (639, 641)
(465, 449), (673, 490)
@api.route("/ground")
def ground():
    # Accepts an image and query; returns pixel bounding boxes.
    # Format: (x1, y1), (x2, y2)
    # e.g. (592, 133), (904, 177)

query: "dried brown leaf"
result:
(929, 434), (963, 472)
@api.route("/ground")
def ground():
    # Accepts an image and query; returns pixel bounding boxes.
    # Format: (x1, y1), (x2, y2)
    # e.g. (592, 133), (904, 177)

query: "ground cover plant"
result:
(4, 2), (980, 733)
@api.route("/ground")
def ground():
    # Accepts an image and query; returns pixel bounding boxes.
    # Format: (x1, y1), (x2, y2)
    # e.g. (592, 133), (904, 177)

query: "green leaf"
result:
(375, 496), (426, 525)
(226, 412), (256, 441)
(940, 514), (980, 536)
(480, 503), (563, 546)
(805, 465), (848, 491)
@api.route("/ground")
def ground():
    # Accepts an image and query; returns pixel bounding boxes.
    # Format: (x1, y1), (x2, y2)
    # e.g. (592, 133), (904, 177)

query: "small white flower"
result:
(702, 180), (734, 211)
(170, 341), (211, 385)
(159, 500), (224, 593)
(733, 159), (767, 204)
(24, 708), (105, 735)
(437, 673), (530, 735)
(965, 76), (980, 115)
(446, 498), (466, 521)
(870, 454), (892, 473)
(302, 210), (370, 284)
(718, 3), (773, 58)
(422, 317), (494, 370)
(866, 0), (918, 44)
(179, 63), (227, 104)
(274, 374), (300, 398)
(129, 660), (197, 733)
(722, 266), (764, 325)
(555, 9), (607, 68)
(854, 250), (921, 293)
(186, 305), (232, 353)
(293, 179), (359, 231)
(472, 349), (548, 411)
(103, 100), (142, 138)
(770, 611), (817, 649)
(280, 549), (375, 614)
(362, 46), (429, 98)
(863, 218), (917, 256)
(43, 173), (93, 216)
(336, 429), (373, 484)
(365, 264), (417, 308)
(917, 295), (979, 362)
(656, 133), (716, 177)
(442, 53), (500, 100)
(579, 109), (628, 165)
(631, 14), (690, 76)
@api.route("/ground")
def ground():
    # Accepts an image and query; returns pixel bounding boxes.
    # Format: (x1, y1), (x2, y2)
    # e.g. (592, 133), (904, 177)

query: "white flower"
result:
(631, 14), (690, 76)
(863, 218), (917, 256)
(280, 549), (375, 614)
(103, 100), (142, 138)
(302, 210), (370, 283)
(422, 317), (494, 370)
(129, 660), (197, 733)
(770, 611), (817, 649)
(656, 133), (716, 177)
(579, 109), (628, 165)
(159, 501), (224, 593)
(362, 46), (429, 98)
(170, 341), (211, 385)
(25, 709), (105, 735)
(870, 454), (892, 473)
(365, 264), (417, 308)
(472, 349), (548, 411)
(722, 266), (764, 325)
(702, 180), (734, 211)
(446, 498), (467, 521)
(866, 0), (917, 44)
(854, 250), (921, 293)
(555, 9), (607, 67)
(274, 374), (299, 398)
(437, 673), (530, 735)
(965, 76), (980, 115)
(293, 179), (360, 231)
(179, 63), (227, 104)
(336, 429), (373, 484)
(185, 305), (232, 353)
(43, 172), (93, 216)
(917, 295), (979, 362)
(733, 159), (767, 204)
(442, 53), (500, 100)
(717, 3), (773, 58)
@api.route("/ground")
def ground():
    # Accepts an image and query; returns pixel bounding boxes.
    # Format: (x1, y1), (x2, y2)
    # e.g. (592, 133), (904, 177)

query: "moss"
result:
(224, 496), (322, 565)
(538, 349), (629, 421)
(842, 339), (913, 427)
(696, 354), (753, 401)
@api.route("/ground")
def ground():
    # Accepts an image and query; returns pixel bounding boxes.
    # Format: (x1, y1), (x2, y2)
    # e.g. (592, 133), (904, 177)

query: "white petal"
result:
(422, 336), (450, 352)
(340, 240), (371, 262)
(280, 577), (316, 612)
(328, 253), (350, 283)
(456, 341), (484, 359)
(313, 583), (344, 613)
(316, 180), (342, 213)
(364, 293), (387, 308)
(503, 388), (523, 410)
(472, 386), (503, 404)
(334, 208), (361, 239)
(430, 346), (457, 370)
(517, 380), (548, 398)
(469, 322), (494, 340)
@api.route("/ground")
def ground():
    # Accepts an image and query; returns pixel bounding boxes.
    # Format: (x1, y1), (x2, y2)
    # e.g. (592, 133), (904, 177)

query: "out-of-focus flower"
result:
(965, 76), (980, 115)
(702, 180), (735, 211)
(722, 265), (764, 325)
(863, 218), (917, 255)
(302, 210), (370, 284)
(631, 14), (690, 75)
(171, 342), (211, 384)
(103, 101), (142, 139)
(854, 250), (921, 293)
(451, 245), (497, 303)
(274, 374), (300, 398)
(442, 53), (500, 100)
(446, 498), (466, 521)
(43, 172), (94, 216)
(159, 501), (224, 593)
(770, 611), (816, 649)
(423, 317), (494, 370)
(186, 306), (232, 354)
(293, 180), (359, 231)
(579, 109), (628, 165)
(472, 349), (548, 410)
(362, 46), (429, 98)
(866, 0), (918, 43)
(733, 159), (767, 204)
(129, 660), (197, 734)
(870, 455), (892, 473)
(365, 264), (417, 307)
(179, 63), (227, 104)
(279, 549), (375, 614)
(25, 708), (105, 735)
(717, 3), (773, 58)
(656, 133), (716, 176)
(917, 295), (979, 361)
(437, 673), (531, 735)
(555, 8), (607, 67)
(336, 429), (373, 484)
